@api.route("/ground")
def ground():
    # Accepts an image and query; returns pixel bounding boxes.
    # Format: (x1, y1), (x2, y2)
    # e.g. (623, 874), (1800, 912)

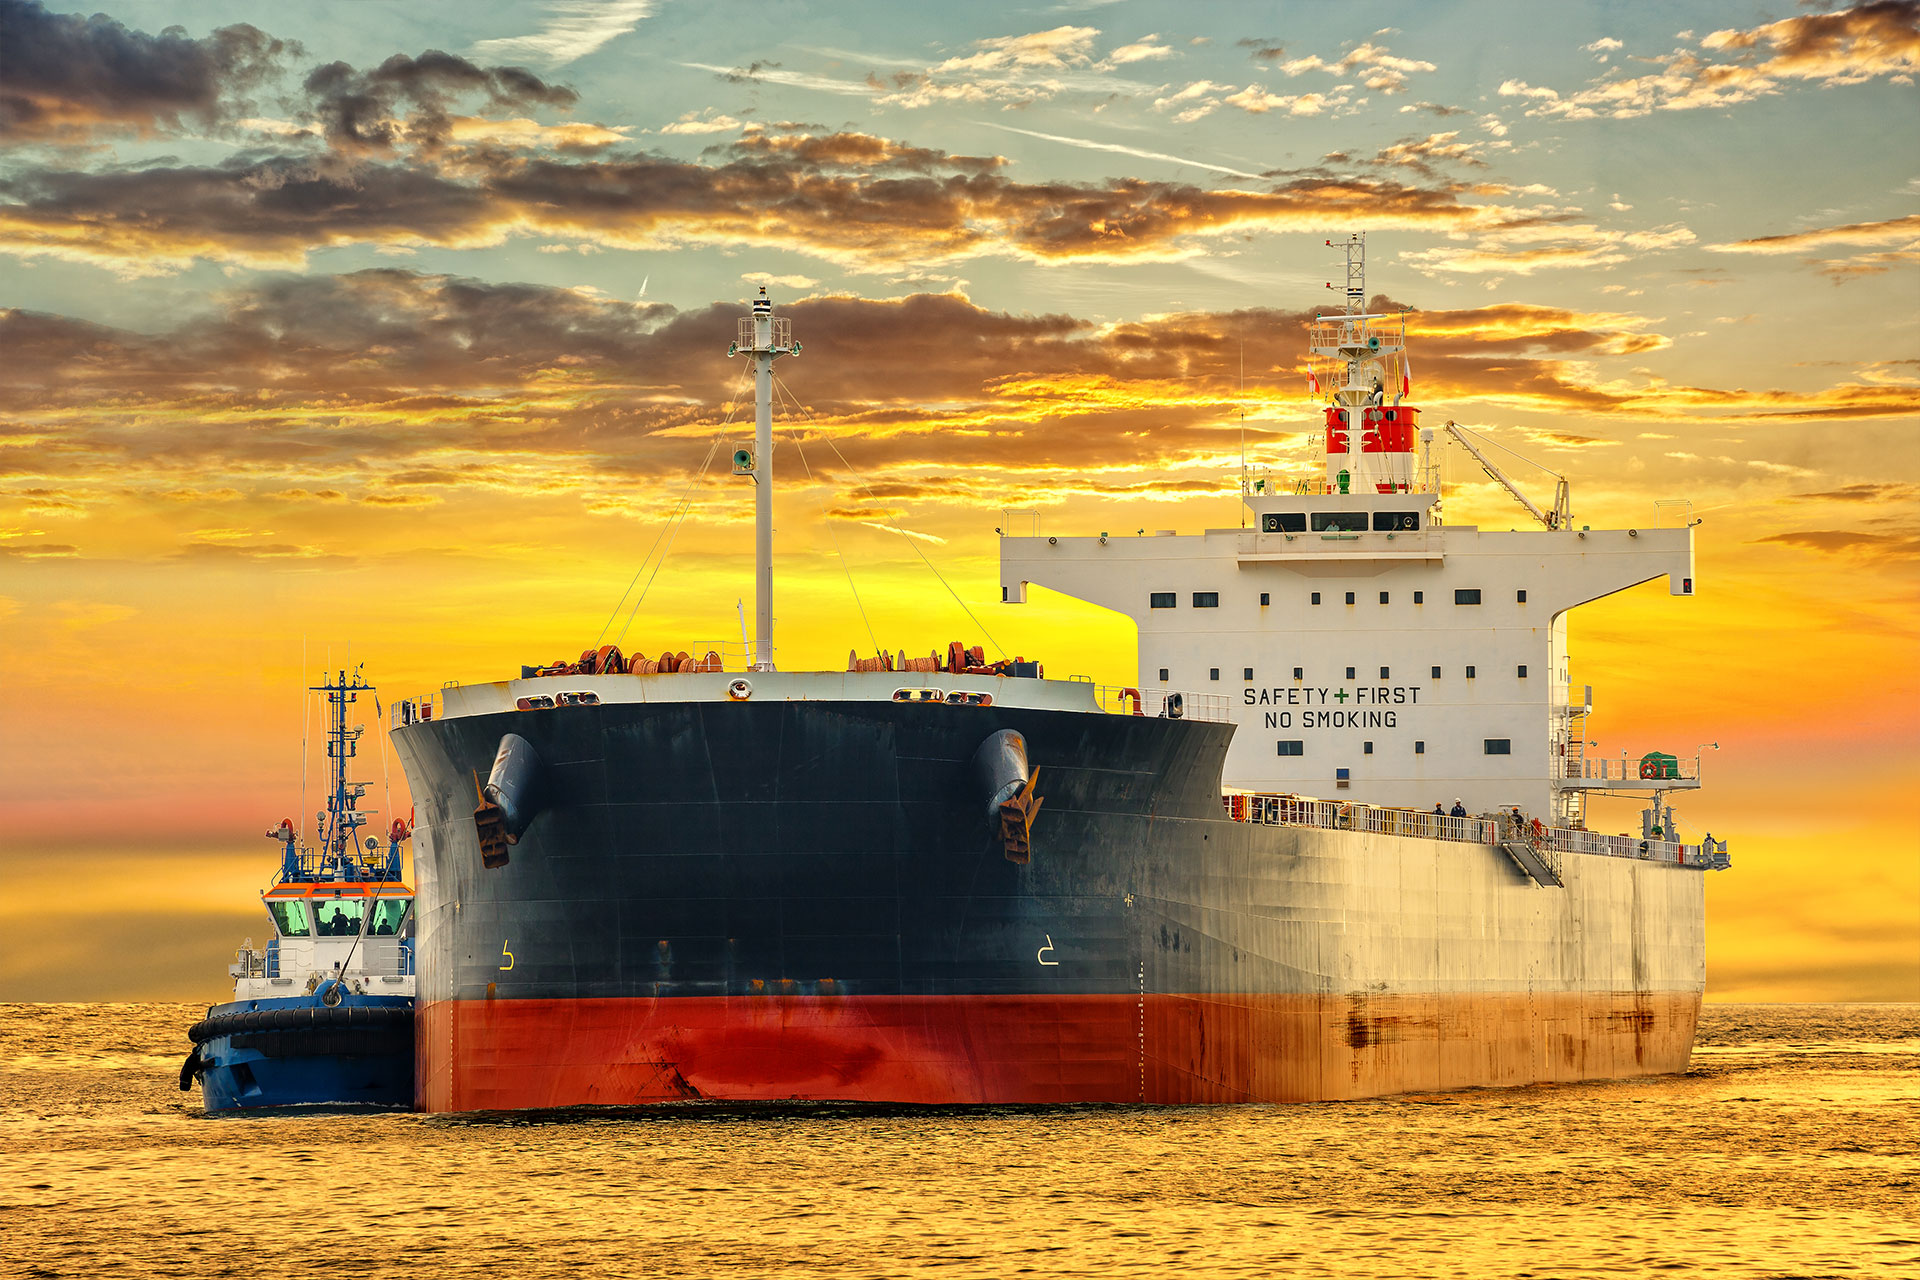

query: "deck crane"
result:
(1443, 421), (1572, 530)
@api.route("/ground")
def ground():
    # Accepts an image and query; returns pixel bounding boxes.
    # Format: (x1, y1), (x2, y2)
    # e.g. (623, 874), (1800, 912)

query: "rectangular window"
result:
(268, 900), (310, 938)
(1363, 741), (1374, 755)
(313, 898), (366, 937)
(1466, 665), (1477, 679)
(1259, 592), (1270, 606)
(368, 898), (411, 937)
(1413, 591), (1424, 604)
(1372, 511), (1421, 532)
(1311, 592), (1321, 605)
(1150, 592), (1176, 608)
(1262, 512), (1307, 533)
(1484, 738), (1512, 755)
(1345, 666), (1356, 680)
(1431, 666), (1441, 679)
(1277, 740), (1304, 756)
(1518, 664), (1528, 678)
(1292, 667), (1303, 680)
(1243, 668), (1254, 681)
(1380, 666), (1390, 679)
(1192, 592), (1219, 608)
(1415, 740), (1426, 754)
(1517, 589), (1527, 603)
(1455, 588), (1482, 605)
(1311, 511), (1368, 532)
(1209, 668), (1220, 681)
(1379, 591), (1390, 604)
(1344, 591), (1355, 605)
(1158, 668), (1169, 682)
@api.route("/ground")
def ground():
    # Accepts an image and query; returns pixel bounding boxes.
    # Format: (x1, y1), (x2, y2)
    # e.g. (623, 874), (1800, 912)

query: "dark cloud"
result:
(1235, 39), (1286, 61)
(0, 128), (1533, 273)
(1753, 529), (1920, 558)
(301, 49), (576, 155)
(0, 0), (295, 142)
(1786, 482), (1919, 503)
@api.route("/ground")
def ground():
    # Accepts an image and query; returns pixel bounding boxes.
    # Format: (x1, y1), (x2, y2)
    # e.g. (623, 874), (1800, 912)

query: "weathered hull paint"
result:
(393, 697), (1707, 1113)
(417, 991), (1701, 1110)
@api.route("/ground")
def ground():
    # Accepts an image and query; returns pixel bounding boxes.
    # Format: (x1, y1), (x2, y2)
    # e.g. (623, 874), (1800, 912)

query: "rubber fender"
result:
(187, 1004), (413, 1044)
(178, 1048), (204, 1091)
(483, 732), (546, 845)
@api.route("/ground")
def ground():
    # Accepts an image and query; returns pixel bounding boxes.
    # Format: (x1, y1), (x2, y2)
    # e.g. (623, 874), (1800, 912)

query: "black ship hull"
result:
(394, 695), (1703, 1110)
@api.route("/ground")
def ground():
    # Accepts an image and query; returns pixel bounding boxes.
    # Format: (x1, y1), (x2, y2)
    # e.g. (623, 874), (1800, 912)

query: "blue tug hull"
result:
(187, 993), (414, 1112)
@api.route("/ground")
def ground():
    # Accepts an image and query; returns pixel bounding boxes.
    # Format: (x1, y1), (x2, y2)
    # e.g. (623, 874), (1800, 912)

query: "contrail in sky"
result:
(973, 121), (1266, 181)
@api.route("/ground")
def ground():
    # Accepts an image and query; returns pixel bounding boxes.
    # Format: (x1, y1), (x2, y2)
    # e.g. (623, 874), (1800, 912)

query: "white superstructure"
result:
(1000, 236), (1706, 826)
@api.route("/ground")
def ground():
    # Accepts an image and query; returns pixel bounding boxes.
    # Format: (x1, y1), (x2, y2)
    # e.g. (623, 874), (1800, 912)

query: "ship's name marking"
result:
(1244, 685), (1421, 708)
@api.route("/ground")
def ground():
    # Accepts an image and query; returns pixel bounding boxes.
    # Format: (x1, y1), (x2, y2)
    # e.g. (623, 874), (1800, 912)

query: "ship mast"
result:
(729, 288), (800, 671)
(312, 666), (372, 874)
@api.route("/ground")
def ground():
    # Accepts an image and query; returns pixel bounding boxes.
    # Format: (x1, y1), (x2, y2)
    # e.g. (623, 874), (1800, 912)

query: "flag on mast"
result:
(1308, 367), (1319, 396)
(1402, 353), (1413, 399)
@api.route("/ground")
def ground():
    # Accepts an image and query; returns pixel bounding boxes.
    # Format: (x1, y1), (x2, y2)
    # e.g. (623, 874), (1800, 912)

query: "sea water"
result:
(1, 1003), (1913, 1278)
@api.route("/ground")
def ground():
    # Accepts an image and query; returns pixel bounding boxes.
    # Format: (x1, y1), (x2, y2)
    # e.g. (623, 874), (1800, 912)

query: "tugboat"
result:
(180, 667), (417, 1112)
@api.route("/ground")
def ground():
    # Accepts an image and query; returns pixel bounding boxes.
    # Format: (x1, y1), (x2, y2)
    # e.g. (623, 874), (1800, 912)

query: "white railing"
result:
(1221, 792), (1727, 870)
(1559, 755), (1701, 783)
(1094, 686), (1234, 724)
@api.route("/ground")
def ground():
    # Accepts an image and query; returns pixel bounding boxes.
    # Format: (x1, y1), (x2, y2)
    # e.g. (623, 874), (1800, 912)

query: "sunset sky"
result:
(1, 0), (1915, 1002)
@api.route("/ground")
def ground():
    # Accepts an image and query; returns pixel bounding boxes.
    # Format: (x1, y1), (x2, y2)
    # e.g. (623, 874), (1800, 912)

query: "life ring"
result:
(1119, 687), (1142, 715)
(727, 679), (752, 701)
(1639, 760), (1658, 779)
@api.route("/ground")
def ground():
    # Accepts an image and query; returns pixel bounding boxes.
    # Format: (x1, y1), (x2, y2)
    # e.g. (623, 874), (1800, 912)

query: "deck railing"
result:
(1093, 686), (1234, 724)
(1559, 755), (1701, 783)
(1220, 793), (1728, 870)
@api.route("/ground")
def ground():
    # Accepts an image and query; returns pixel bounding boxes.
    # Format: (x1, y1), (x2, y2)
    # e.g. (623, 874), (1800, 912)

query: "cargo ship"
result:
(390, 241), (1728, 1111)
(181, 669), (416, 1111)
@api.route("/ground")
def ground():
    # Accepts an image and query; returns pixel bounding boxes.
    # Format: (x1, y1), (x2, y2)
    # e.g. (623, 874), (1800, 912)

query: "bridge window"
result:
(1484, 739), (1512, 755)
(1311, 512), (1368, 532)
(1193, 592), (1219, 608)
(1311, 592), (1321, 605)
(313, 898), (366, 938)
(368, 898), (411, 937)
(1456, 588), (1482, 605)
(1261, 512), (1307, 533)
(1372, 511), (1421, 531)
(1150, 592), (1176, 608)
(1413, 591), (1424, 604)
(1277, 740), (1304, 756)
(1243, 668), (1254, 681)
(1209, 668), (1220, 681)
(1380, 666), (1390, 679)
(1344, 591), (1355, 605)
(1292, 667), (1303, 680)
(1517, 589), (1527, 603)
(1415, 740), (1426, 754)
(1466, 665), (1477, 679)
(1518, 665), (1528, 678)
(1379, 591), (1390, 604)
(1158, 668), (1169, 681)
(1345, 667), (1356, 680)
(1363, 741), (1374, 755)
(267, 901), (310, 938)
(1431, 666), (1441, 679)
(1260, 592), (1270, 606)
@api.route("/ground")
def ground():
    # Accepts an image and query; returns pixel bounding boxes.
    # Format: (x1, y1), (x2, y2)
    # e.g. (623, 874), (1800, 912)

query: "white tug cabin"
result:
(1000, 235), (1704, 828)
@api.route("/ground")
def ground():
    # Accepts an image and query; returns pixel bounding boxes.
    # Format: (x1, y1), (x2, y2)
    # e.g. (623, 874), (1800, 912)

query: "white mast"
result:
(729, 287), (799, 671)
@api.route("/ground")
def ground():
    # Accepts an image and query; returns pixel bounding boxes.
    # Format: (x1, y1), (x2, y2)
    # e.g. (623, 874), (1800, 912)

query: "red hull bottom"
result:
(417, 992), (1702, 1112)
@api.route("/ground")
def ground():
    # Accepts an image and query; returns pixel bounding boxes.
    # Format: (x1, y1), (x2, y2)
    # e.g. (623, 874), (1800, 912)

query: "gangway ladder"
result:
(1499, 833), (1565, 888)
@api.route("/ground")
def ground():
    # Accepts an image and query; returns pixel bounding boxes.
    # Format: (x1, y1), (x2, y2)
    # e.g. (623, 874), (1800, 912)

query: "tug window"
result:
(1277, 741), (1304, 756)
(313, 898), (366, 937)
(1262, 512), (1307, 533)
(1484, 739), (1512, 755)
(1311, 512), (1368, 532)
(1150, 592), (1176, 609)
(368, 898), (411, 937)
(1372, 511), (1421, 531)
(1455, 588), (1482, 605)
(268, 901), (310, 938)
(1193, 592), (1219, 608)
